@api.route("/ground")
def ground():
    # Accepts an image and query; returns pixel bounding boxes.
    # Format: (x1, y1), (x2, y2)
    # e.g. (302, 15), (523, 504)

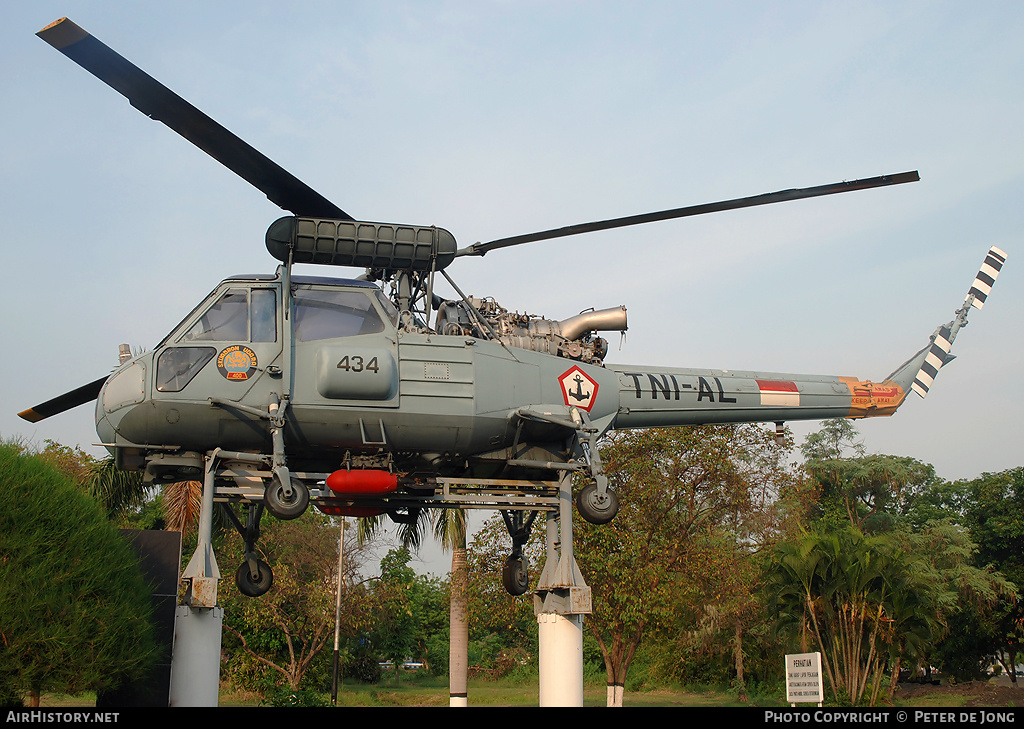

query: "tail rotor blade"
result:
(966, 246), (1007, 310)
(911, 326), (954, 399)
(18, 376), (107, 423)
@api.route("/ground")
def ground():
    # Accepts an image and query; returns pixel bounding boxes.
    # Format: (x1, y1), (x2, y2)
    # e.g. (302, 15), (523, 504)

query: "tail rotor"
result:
(911, 246), (1007, 398)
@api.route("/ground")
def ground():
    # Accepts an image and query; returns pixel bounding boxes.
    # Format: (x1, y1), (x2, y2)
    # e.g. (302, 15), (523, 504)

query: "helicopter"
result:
(20, 18), (1005, 598)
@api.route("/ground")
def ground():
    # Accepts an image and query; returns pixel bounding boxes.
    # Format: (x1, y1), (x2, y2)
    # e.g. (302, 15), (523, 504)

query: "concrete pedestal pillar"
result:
(538, 612), (584, 706)
(168, 606), (223, 707)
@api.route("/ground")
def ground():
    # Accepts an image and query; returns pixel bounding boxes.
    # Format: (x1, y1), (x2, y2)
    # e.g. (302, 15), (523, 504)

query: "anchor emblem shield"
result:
(558, 365), (599, 412)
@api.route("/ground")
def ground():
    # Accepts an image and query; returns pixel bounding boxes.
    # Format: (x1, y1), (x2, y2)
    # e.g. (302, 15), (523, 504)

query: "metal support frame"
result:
(534, 471), (591, 706)
(180, 450), (224, 608)
(175, 446), (590, 707)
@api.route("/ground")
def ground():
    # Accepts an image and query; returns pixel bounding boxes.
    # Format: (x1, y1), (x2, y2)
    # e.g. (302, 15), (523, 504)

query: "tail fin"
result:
(910, 246), (1006, 398)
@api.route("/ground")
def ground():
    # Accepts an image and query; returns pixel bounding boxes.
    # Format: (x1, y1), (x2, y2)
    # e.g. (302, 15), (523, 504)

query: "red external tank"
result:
(326, 469), (399, 496)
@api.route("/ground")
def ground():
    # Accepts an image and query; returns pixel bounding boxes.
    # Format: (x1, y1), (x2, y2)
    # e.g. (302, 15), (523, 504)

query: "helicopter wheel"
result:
(576, 483), (619, 525)
(235, 558), (273, 597)
(502, 554), (530, 596)
(264, 474), (309, 520)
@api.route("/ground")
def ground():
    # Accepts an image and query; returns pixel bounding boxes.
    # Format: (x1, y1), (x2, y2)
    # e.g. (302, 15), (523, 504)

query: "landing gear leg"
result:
(263, 398), (309, 520)
(571, 407), (619, 524)
(500, 509), (538, 596)
(222, 501), (274, 598)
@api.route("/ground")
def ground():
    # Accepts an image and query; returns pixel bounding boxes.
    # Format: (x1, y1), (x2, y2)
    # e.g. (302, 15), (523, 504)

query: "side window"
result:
(251, 289), (278, 343)
(181, 289), (248, 342)
(178, 288), (278, 343)
(156, 347), (216, 392)
(293, 289), (385, 342)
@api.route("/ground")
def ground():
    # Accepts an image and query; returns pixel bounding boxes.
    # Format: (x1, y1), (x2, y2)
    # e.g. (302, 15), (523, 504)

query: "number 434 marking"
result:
(337, 355), (379, 373)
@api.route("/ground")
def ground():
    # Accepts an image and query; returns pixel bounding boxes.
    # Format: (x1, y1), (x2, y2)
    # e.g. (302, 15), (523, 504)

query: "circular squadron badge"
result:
(217, 345), (258, 381)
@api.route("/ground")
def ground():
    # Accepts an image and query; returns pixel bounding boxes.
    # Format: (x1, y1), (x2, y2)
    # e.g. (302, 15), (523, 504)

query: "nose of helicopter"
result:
(95, 401), (117, 456)
(93, 354), (150, 455)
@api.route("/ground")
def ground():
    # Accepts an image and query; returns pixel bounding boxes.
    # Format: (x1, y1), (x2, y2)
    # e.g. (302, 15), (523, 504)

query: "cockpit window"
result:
(293, 289), (385, 342)
(251, 289), (278, 342)
(156, 347), (216, 392)
(178, 287), (278, 343)
(181, 289), (248, 342)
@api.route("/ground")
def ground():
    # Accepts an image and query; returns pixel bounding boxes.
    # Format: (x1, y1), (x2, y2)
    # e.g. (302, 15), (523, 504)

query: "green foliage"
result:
(88, 455), (151, 520)
(370, 547), (418, 674)
(933, 605), (1001, 681)
(801, 418), (865, 461)
(261, 685), (330, 707)
(574, 423), (797, 695)
(220, 509), (351, 691)
(465, 514), (542, 648)
(946, 468), (1023, 679)
(767, 525), (944, 705)
(791, 422), (1021, 694)
(0, 441), (157, 703)
(36, 440), (97, 491)
(804, 452), (938, 532)
(344, 647), (384, 683)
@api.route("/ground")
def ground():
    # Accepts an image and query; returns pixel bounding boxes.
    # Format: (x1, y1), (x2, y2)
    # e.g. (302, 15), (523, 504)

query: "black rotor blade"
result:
(37, 17), (351, 220)
(457, 171), (920, 258)
(18, 376), (107, 423)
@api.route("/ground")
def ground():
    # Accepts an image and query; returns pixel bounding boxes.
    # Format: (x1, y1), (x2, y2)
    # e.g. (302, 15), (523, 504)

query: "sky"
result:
(1, 1), (1021, 576)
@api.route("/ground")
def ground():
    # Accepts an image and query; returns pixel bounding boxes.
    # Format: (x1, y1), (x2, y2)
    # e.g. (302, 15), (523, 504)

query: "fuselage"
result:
(96, 272), (911, 477)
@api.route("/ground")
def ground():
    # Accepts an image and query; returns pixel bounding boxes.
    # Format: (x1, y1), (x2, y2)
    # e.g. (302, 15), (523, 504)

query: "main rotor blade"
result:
(37, 17), (352, 220)
(457, 171), (920, 257)
(18, 376), (107, 423)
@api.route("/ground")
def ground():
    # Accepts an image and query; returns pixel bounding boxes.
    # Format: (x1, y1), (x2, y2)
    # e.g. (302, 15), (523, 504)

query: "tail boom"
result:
(609, 246), (1005, 430)
(609, 366), (909, 430)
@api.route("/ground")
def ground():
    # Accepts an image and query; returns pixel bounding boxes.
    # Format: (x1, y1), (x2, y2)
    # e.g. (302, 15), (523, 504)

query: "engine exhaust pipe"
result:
(546, 306), (628, 341)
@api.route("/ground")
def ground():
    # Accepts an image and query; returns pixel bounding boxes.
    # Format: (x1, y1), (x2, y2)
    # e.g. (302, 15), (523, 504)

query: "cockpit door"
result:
(154, 284), (284, 404)
(289, 284), (400, 408)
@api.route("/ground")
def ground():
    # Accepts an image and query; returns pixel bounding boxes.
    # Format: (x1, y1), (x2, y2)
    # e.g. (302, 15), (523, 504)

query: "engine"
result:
(434, 297), (627, 365)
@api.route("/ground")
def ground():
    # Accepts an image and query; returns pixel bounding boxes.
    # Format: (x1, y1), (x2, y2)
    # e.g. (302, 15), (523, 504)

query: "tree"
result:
(801, 422), (1021, 684)
(802, 419), (940, 532)
(220, 509), (363, 691)
(766, 525), (969, 706)
(35, 440), (97, 491)
(369, 547), (419, 679)
(573, 423), (796, 706)
(432, 508), (469, 702)
(804, 453), (938, 532)
(0, 441), (157, 706)
(88, 456), (202, 537)
(957, 468), (1024, 683)
(465, 513), (543, 673)
(895, 520), (1013, 685)
(801, 418), (865, 462)
(357, 507), (468, 690)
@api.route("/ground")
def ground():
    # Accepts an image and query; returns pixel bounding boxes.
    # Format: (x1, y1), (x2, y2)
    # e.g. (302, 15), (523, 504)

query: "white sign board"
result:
(785, 652), (824, 705)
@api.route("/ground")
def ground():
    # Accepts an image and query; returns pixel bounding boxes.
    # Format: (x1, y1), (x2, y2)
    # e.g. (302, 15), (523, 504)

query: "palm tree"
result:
(769, 528), (899, 705)
(359, 506), (471, 705)
(88, 456), (202, 537)
(431, 508), (469, 707)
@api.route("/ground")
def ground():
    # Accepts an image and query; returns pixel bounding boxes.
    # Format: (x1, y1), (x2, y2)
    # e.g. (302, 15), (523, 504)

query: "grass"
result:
(216, 675), (778, 707)
(35, 674), (1020, 708)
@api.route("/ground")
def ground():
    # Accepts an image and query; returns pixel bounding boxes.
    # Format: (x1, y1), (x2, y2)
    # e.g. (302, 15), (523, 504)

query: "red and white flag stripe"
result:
(757, 379), (799, 407)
